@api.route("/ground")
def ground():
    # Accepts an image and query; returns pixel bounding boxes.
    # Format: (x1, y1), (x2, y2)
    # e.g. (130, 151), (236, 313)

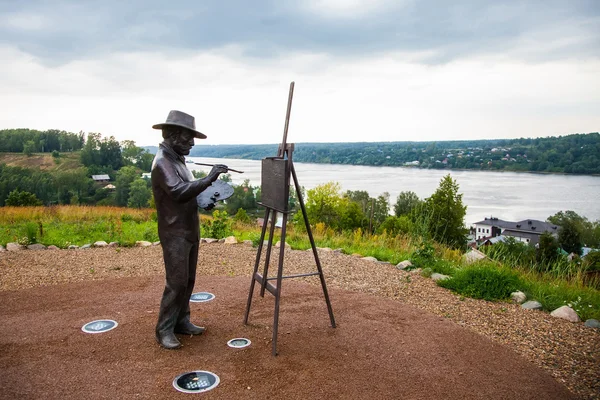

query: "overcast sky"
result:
(0, 0), (598, 146)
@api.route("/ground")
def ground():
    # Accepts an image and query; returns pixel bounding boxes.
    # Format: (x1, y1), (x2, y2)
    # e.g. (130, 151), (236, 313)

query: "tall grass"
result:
(0, 206), (157, 247)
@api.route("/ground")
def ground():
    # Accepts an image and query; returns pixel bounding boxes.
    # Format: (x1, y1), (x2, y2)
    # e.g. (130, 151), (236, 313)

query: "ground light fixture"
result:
(172, 371), (220, 394)
(227, 338), (251, 349)
(81, 319), (118, 334)
(189, 292), (215, 303)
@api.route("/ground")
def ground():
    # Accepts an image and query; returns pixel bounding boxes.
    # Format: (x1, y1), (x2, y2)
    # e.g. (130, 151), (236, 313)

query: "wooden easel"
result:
(243, 82), (336, 356)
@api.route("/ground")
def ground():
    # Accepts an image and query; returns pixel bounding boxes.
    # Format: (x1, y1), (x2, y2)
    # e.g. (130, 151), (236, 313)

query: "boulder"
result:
(27, 244), (47, 250)
(584, 319), (600, 328)
(224, 236), (238, 245)
(47, 245), (60, 250)
(396, 260), (412, 270)
(462, 249), (487, 264)
(108, 242), (119, 247)
(510, 291), (527, 304)
(550, 306), (580, 322)
(153, 241), (161, 246)
(361, 256), (378, 262)
(521, 301), (543, 310)
(135, 241), (152, 247)
(68, 245), (79, 250)
(218, 238), (225, 243)
(431, 273), (450, 282)
(7, 243), (25, 251)
(275, 241), (291, 250)
(204, 238), (218, 244)
(80, 244), (92, 249)
(93, 241), (108, 248)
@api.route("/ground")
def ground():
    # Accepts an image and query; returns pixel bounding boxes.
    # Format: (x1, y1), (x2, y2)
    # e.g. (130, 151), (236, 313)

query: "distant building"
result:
(473, 217), (559, 246)
(92, 174), (110, 182)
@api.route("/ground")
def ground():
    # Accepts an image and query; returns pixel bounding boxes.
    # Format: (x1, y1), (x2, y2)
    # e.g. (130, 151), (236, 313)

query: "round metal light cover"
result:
(227, 338), (251, 349)
(81, 319), (118, 334)
(190, 292), (215, 303)
(172, 371), (220, 394)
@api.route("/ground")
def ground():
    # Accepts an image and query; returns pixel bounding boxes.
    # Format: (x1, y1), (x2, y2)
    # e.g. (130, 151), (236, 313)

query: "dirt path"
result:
(0, 244), (597, 399)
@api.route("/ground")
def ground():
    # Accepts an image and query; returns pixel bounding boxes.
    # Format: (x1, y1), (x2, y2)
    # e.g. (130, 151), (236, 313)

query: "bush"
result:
(5, 190), (43, 206)
(203, 210), (232, 239)
(438, 263), (522, 301)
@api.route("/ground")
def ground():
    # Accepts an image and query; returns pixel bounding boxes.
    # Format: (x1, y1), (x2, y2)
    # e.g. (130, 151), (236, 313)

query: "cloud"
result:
(0, 0), (598, 64)
(1, 43), (598, 146)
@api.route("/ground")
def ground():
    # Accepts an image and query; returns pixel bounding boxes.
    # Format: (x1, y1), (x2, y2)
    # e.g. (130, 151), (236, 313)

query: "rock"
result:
(204, 238), (218, 244)
(550, 306), (580, 322)
(521, 301), (543, 310)
(0, 245), (5, 252)
(7, 242), (25, 251)
(153, 241), (161, 246)
(218, 238), (225, 243)
(410, 268), (422, 274)
(47, 245), (60, 250)
(135, 241), (152, 247)
(431, 273), (450, 282)
(243, 240), (253, 246)
(511, 291), (527, 304)
(396, 260), (412, 270)
(27, 243), (47, 250)
(68, 245), (79, 250)
(224, 236), (238, 245)
(93, 241), (108, 248)
(584, 319), (600, 328)
(275, 241), (291, 250)
(462, 249), (487, 264)
(361, 256), (378, 262)
(80, 244), (92, 249)
(108, 242), (119, 247)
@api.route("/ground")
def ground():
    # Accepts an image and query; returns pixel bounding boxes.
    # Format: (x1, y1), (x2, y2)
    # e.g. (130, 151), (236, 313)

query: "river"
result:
(187, 157), (600, 226)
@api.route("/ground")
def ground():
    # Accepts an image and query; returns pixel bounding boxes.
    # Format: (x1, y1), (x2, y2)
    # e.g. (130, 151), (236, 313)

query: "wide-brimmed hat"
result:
(152, 110), (207, 139)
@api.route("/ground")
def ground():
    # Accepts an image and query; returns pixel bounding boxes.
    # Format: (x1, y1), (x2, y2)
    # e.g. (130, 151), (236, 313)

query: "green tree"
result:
(5, 189), (43, 206)
(115, 166), (140, 207)
(304, 182), (345, 229)
(225, 179), (258, 216)
(421, 174), (467, 249)
(558, 218), (583, 255)
(23, 140), (36, 156)
(394, 191), (422, 216)
(127, 178), (152, 208)
(537, 232), (561, 267)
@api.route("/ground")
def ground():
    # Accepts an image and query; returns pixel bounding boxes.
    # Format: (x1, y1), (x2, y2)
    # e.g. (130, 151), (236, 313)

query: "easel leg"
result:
(291, 163), (336, 328)
(244, 208), (271, 324)
(260, 211), (278, 297)
(272, 212), (288, 356)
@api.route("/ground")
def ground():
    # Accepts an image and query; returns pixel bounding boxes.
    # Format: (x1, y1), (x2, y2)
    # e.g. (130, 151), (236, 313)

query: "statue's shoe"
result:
(155, 332), (182, 349)
(175, 321), (206, 335)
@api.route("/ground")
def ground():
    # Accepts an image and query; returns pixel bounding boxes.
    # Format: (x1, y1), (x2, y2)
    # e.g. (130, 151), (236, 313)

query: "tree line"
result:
(186, 132), (600, 175)
(0, 129), (84, 154)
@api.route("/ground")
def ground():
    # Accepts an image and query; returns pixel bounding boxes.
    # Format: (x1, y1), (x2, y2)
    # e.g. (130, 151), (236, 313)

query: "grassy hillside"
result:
(0, 152), (83, 171)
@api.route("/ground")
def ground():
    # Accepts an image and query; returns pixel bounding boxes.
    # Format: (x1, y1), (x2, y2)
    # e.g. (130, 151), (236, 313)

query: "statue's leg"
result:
(156, 235), (192, 336)
(177, 240), (199, 325)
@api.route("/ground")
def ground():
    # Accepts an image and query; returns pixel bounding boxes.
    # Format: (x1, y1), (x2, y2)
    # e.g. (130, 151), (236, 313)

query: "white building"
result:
(473, 217), (559, 246)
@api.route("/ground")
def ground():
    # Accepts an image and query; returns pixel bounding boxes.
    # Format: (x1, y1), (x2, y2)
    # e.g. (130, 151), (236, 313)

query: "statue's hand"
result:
(208, 164), (228, 182)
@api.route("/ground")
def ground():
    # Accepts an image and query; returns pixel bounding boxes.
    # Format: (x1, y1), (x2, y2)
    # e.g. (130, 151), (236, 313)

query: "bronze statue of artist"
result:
(151, 110), (227, 349)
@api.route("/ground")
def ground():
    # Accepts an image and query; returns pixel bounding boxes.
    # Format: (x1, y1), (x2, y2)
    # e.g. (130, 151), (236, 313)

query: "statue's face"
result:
(165, 128), (195, 156)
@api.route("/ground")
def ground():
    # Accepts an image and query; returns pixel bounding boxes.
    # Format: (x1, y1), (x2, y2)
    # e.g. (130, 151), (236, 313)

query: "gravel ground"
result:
(1, 243), (599, 399)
